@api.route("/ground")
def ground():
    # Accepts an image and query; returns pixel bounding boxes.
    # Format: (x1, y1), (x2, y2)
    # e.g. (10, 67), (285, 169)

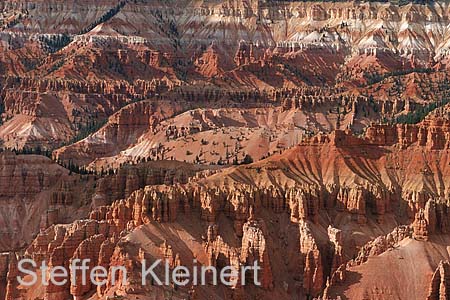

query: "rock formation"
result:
(427, 261), (450, 300)
(1, 1), (450, 300)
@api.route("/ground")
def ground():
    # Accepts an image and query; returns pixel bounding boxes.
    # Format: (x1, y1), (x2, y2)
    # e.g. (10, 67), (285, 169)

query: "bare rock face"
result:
(70, 234), (106, 299)
(0, 77), (169, 150)
(287, 187), (320, 224)
(0, 151), (64, 198)
(234, 41), (259, 67)
(44, 221), (102, 300)
(240, 219), (273, 290)
(91, 160), (204, 207)
(366, 120), (450, 150)
(24, 220), (117, 300)
(5, 253), (19, 300)
(104, 241), (136, 295)
(336, 186), (367, 225)
(7, 119), (450, 299)
(412, 209), (429, 241)
(328, 226), (344, 276)
(19, 182), (324, 298)
(5, 1), (450, 300)
(348, 226), (412, 267)
(53, 100), (186, 167)
(195, 44), (228, 78)
(0, 151), (93, 251)
(299, 220), (324, 298)
(427, 260), (450, 300)
(1, 0), (450, 152)
(4, 107), (450, 300)
(95, 238), (116, 296)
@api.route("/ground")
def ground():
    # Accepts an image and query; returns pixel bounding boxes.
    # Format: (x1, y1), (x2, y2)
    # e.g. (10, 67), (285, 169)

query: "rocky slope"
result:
(0, 151), (88, 252)
(0, 149), (211, 251)
(1, 0), (450, 149)
(2, 1), (450, 300)
(1, 119), (449, 299)
(55, 89), (378, 170)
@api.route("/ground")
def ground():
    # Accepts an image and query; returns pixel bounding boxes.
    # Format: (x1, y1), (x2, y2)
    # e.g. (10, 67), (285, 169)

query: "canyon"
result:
(4, 117), (450, 299)
(1, 0), (450, 151)
(0, 0), (450, 299)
